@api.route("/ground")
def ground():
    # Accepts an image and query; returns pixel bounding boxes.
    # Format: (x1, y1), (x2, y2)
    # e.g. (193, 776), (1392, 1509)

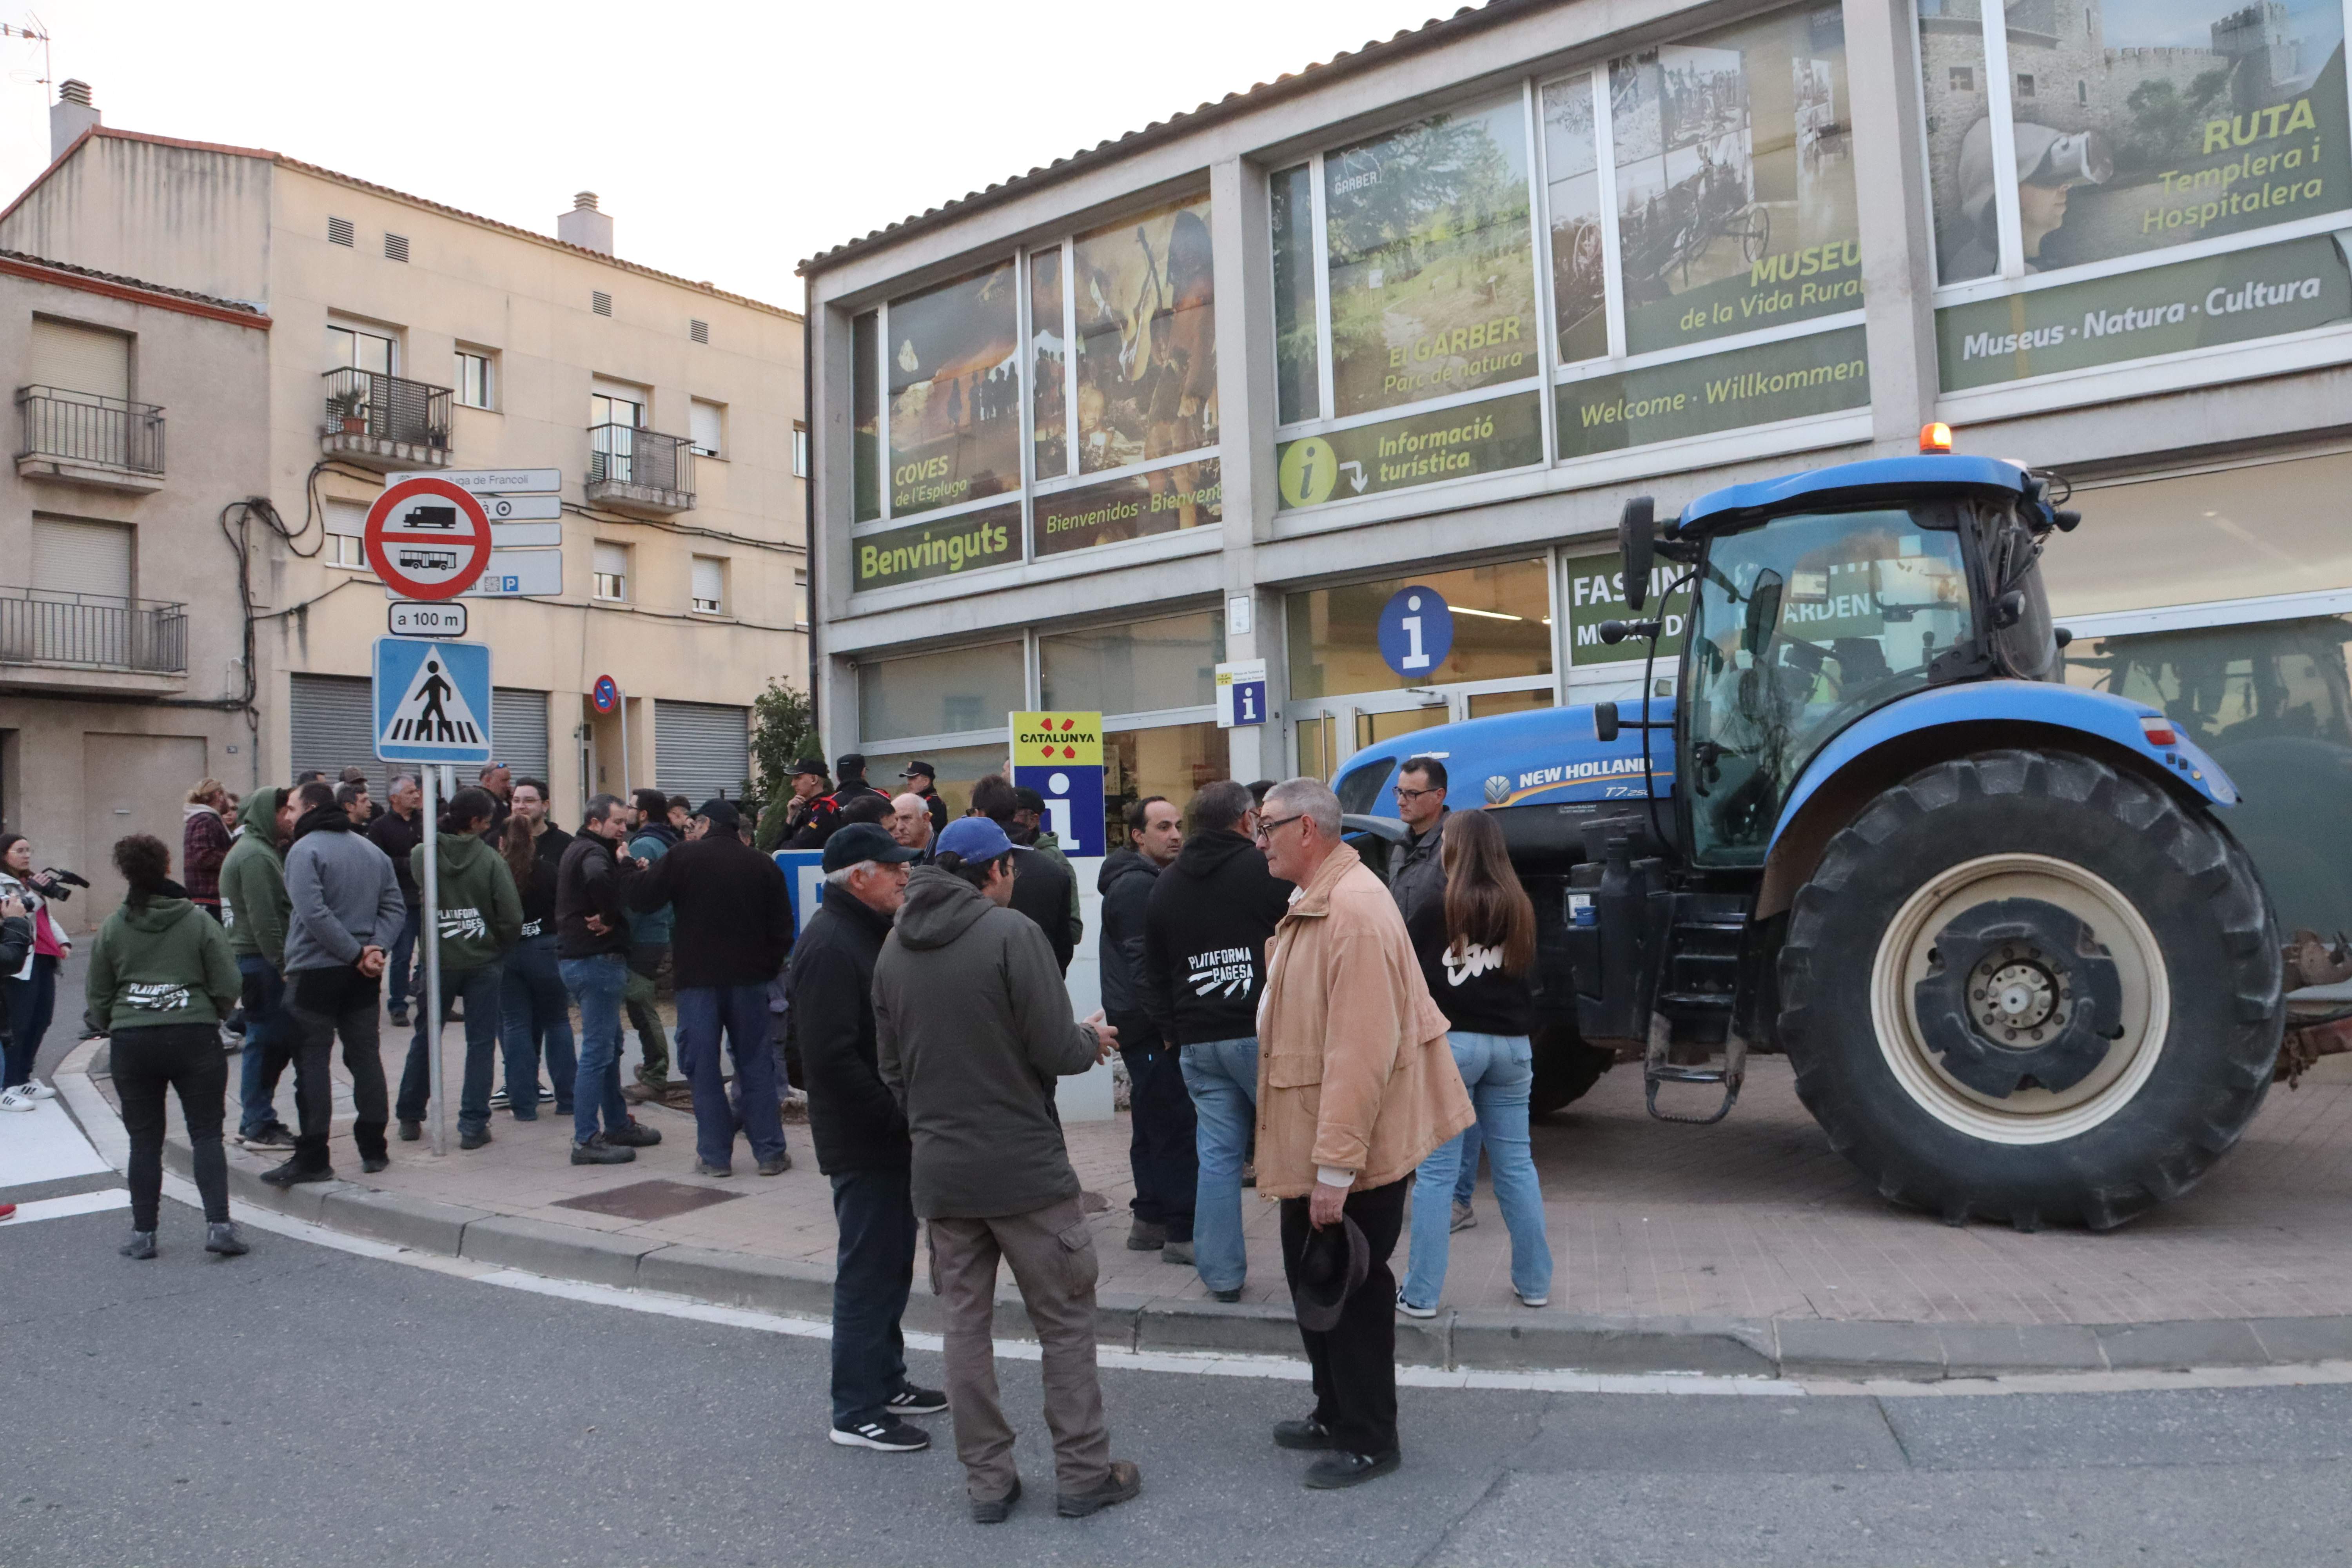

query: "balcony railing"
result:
(588, 422), (693, 494)
(17, 386), (165, 475)
(321, 367), (451, 449)
(0, 586), (187, 673)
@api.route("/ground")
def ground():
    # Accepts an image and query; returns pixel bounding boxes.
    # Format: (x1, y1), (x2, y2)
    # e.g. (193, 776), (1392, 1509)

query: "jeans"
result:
(624, 942), (671, 1085)
(396, 960), (506, 1136)
(830, 1165), (917, 1428)
(113, 1023), (230, 1230)
(1113, 1012), (1195, 1241)
(1178, 1035), (1259, 1292)
(286, 966), (389, 1170)
(234, 955), (295, 1138)
(676, 982), (786, 1169)
(1454, 1120), (1485, 1206)
(1280, 1178), (1408, 1457)
(559, 953), (631, 1144)
(387, 904), (421, 1017)
(499, 934), (575, 1118)
(1402, 1032), (1553, 1308)
(3, 952), (58, 1088)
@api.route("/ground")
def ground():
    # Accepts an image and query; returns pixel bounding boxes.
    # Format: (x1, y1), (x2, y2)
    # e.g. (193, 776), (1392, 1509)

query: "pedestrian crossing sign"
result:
(373, 637), (494, 764)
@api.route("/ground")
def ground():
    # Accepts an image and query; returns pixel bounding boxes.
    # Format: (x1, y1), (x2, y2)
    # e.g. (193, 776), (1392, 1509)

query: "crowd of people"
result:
(3, 744), (1557, 1518)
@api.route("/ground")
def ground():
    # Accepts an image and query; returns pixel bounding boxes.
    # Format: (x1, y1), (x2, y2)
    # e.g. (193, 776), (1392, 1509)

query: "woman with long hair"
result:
(0, 831), (73, 1111)
(497, 779), (576, 1121)
(85, 833), (246, 1258)
(392, 787), (521, 1149)
(1396, 809), (1554, 1314)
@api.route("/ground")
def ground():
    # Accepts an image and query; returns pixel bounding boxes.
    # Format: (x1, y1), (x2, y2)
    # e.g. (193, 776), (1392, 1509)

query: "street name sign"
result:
(374, 638), (494, 765)
(387, 468), (562, 495)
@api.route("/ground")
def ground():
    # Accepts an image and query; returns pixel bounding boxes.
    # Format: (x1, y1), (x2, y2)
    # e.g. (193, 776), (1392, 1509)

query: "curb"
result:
(74, 1052), (2352, 1383)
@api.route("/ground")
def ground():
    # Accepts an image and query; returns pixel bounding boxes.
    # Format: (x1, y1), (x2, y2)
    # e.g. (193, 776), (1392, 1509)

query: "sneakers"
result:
(205, 1222), (250, 1257)
(259, 1158), (332, 1187)
(1126, 1218), (1167, 1251)
(16, 1081), (58, 1101)
(756, 1151), (791, 1177)
(1450, 1199), (1476, 1233)
(1274, 1417), (1336, 1451)
(571, 1134), (635, 1165)
(119, 1229), (157, 1259)
(487, 1089), (511, 1111)
(1211, 1288), (1241, 1303)
(1162, 1240), (1196, 1265)
(1056, 1459), (1142, 1518)
(829, 1416), (929, 1453)
(604, 1118), (662, 1149)
(397, 1120), (421, 1143)
(236, 1123), (297, 1152)
(361, 1155), (390, 1174)
(1395, 1288), (1437, 1320)
(459, 1128), (492, 1151)
(886, 1385), (948, 1416)
(1303, 1449), (1401, 1490)
(1515, 1291), (1549, 1308)
(0, 1202), (14, 1221)
(694, 1160), (735, 1178)
(971, 1477), (1022, 1525)
(0, 1087), (38, 1112)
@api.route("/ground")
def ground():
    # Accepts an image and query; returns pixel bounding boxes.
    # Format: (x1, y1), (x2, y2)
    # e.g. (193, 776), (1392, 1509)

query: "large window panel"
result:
(1031, 247), (1067, 481)
(1271, 163), (1321, 423)
(1543, 73), (1610, 364)
(1287, 558), (1552, 700)
(1073, 194), (1217, 474)
(1039, 609), (1225, 716)
(858, 641), (1025, 742)
(886, 263), (1020, 518)
(861, 743), (1008, 821)
(1325, 94), (1540, 417)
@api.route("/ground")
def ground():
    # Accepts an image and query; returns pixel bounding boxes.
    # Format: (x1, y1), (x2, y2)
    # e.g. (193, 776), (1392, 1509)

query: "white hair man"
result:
(888, 792), (934, 856)
(1252, 777), (1471, 1490)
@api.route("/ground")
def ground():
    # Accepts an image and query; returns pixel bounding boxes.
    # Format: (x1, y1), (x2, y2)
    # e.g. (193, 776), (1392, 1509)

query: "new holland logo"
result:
(1484, 774), (1511, 805)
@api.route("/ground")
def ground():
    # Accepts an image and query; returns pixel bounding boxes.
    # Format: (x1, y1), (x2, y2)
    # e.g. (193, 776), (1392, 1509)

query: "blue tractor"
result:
(1338, 436), (2283, 1230)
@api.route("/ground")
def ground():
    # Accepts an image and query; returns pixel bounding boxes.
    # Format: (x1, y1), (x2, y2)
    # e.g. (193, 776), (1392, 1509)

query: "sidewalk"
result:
(74, 1020), (2352, 1381)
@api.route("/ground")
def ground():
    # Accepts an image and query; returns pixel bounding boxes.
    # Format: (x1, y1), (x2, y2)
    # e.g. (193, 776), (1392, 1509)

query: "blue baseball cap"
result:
(935, 816), (1025, 863)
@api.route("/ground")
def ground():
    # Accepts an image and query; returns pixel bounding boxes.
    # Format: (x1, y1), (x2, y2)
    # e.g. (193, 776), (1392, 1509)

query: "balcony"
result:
(0, 586), (187, 695)
(16, 386), (167, 493)
(584, 422), (695, 516)
(319, 367), (451, 471)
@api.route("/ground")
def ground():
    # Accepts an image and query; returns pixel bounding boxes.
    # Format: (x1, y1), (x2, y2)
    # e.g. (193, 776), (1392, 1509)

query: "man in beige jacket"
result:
(1254, 777), (1473, 1489)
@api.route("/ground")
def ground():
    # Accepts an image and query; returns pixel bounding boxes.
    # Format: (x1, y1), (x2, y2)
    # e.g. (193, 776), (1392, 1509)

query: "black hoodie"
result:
(1095, 848), (1159, 1019)
(1141, 828), (1294, 1045)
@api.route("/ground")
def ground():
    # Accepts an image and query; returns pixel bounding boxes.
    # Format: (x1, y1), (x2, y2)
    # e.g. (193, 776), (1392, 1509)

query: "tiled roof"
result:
(13, 126), (801, 321)
(0, 246), (264, 315)
(797, 0), (1531, 277)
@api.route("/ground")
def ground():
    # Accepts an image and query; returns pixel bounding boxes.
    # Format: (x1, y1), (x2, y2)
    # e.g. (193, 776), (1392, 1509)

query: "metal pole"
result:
(619, 688), (630, 797)
(423, 764), (445, 1158)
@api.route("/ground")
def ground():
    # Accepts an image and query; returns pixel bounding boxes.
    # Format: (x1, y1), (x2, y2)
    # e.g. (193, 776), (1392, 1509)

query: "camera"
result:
(31, 867), (89, 902)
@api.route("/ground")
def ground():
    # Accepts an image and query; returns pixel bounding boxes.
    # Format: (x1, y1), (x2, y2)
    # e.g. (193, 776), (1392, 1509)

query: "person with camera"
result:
(85, 833), (247, 1259)
(0, 833), (76, 1112)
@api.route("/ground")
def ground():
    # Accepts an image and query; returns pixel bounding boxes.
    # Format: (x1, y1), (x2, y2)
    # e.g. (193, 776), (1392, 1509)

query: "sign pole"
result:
(422, 764), (446, 1159)
(618, 684), (630, 797)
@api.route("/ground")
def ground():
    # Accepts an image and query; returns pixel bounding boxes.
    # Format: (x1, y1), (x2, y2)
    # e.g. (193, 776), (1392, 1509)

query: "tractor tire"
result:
(1530, 1023), (1613, 1117)
(1778, 750), (2281, 1231)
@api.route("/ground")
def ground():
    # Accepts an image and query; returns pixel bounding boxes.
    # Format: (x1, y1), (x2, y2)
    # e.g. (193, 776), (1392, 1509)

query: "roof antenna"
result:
(1, 15), (51, 99)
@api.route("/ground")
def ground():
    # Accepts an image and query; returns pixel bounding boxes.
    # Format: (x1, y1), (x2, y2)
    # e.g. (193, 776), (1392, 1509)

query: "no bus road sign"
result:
(365, 477), (492, 601)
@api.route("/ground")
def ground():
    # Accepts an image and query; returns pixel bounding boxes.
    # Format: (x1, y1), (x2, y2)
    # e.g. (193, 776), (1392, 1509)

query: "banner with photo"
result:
(1607, 6), (1860, 356)
(1556, 323), (1868, 458)
(1937, 229), (2352, 390)
(1033, 458), (1222, 558)
(1274, 391), (1544, 511)
(1031, 248), (1067, 481)
(853, 503), (1022, 594)
(1920, 1), (2349, 285)
(1324, 96), (1541, 419)
(886, 263), (1020, 518)
(1072, 194), (1218, 475)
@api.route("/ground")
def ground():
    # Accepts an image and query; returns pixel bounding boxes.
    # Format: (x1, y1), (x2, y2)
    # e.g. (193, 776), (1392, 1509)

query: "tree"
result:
(748, 676), (820, 847)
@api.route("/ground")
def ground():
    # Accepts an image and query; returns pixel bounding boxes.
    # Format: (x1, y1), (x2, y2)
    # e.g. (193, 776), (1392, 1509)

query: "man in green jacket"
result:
(218, 787), (298, 1150)
(394, 787), (523, 1150)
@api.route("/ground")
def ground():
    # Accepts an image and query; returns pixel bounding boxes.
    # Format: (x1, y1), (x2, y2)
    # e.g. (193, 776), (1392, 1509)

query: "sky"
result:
(0, 0), (1461, 307)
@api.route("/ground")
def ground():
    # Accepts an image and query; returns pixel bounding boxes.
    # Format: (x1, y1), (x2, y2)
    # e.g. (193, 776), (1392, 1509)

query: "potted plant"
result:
(330, 384), (369, 435)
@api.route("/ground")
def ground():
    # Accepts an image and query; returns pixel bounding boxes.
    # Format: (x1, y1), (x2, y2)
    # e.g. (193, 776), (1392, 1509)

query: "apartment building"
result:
(1, 83), (807, 860)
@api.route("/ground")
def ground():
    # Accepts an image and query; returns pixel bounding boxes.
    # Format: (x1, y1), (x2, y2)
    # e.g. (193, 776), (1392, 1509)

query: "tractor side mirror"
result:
(1619, 496), (1656, 614)
(1595, 701), (1621, 743)
(1742, 572), (1783, 657)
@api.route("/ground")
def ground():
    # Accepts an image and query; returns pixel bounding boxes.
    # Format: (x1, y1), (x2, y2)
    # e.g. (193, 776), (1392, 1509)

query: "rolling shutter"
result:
(654, 699), (749, 803)
(287, 673), (383, 793)
(29, 318), (129, 401)
(31, 517), (132, 599)
(491, 688), (549, 785)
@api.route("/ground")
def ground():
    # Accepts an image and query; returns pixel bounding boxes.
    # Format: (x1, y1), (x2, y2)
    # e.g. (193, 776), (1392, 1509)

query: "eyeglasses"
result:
(1253, 812), (1306, 841)
(1393, 786), (1442, 803)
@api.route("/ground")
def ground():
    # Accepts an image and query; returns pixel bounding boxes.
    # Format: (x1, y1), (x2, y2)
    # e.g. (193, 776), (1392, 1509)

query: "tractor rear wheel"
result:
(1530, 1023), (1614, 1117)
(1778, 750), (2280, 1230)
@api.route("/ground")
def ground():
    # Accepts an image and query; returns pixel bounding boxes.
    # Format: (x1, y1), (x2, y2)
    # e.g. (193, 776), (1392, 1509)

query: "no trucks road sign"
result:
(366, 477), (492, 601)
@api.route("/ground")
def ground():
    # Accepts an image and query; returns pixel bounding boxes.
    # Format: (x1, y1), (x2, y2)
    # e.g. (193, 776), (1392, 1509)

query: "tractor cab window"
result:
(1978, 501), (2060, 682)
(1684, 509), (1972, 866)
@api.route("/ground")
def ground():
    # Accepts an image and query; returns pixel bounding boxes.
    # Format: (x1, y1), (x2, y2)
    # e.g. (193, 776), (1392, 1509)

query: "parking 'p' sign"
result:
(365, 477), (492, 601)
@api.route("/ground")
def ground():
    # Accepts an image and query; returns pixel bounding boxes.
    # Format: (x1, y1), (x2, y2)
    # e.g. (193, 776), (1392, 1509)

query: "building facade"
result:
(0, 250), (269, 932)
(0, 87), (808, 876)
(802, 0), (2352, 940)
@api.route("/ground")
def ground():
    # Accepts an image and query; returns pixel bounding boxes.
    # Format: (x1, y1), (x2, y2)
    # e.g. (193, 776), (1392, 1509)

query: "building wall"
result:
(0, 134), (274, 306)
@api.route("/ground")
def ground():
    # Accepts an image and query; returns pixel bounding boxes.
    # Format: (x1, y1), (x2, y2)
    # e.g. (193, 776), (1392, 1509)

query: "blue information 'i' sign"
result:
(1377, 586), (1454, 678)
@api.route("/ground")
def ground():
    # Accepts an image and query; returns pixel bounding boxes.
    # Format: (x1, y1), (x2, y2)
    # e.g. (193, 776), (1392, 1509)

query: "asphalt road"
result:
(7, 1210), (2352, 1566)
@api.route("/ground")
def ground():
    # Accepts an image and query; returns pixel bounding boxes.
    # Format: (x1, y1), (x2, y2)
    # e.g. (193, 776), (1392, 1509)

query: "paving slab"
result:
(2094, 1318), (2271, 1370)
(462, 1214), (667, 1289)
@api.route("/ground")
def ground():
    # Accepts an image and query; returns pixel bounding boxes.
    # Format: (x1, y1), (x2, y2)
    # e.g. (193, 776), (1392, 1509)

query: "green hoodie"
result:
(409, 830), (523, 971)
(218, 786), (290, 968)
(87, 891), (241, 1031)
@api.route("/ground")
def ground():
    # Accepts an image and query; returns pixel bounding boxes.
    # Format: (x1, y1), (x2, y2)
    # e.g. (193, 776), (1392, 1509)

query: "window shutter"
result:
(324, 499), (366, 537)
(690, 399), (722, 456)
(691, 555), (723, 607)
(31, 517), (132, 599)
(383, 232), (410, 262)
(491, 688), (549, 782)
(689, 318), (710, 345)
(593, 542), (628, 578)
(592, 290), (613, 317)
(29, 319), (130, 402)
(328, 216), (354, 247)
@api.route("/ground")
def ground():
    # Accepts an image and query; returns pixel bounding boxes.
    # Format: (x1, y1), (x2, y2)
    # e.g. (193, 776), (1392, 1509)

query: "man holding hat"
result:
(788, 821), (944, 1454)
(874, 815), (1141, 1523)
(897, 760), (950, 838)
(627, 798), (796, 1176)
(761, 759), (830, 853)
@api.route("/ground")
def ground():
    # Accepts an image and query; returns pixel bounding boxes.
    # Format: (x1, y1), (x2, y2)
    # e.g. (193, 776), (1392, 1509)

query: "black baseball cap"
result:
(1013, 786), (1045, 813)
(787, 758), (828, 778)
(899, 760), (936, 780)
(821, 821), (922, 873)
(695, 798), (741, 832)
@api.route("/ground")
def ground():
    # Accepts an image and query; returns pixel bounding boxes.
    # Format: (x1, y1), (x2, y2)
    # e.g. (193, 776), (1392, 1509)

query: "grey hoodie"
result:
(282, 803), (407, 975)
(873, 864), (1102, 1220)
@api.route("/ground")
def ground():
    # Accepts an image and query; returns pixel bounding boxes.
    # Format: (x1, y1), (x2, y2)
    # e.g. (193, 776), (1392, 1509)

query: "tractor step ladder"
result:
(1644, 911), (1748, 1125)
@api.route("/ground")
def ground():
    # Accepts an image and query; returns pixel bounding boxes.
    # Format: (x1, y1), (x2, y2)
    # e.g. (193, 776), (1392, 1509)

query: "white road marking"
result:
(0, 1188), (129, 1224)
(0, 1096), (114, 1187)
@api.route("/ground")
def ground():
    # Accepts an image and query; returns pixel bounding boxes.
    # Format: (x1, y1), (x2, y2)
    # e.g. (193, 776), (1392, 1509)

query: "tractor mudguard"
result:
(1768, 679), (2239, 857)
